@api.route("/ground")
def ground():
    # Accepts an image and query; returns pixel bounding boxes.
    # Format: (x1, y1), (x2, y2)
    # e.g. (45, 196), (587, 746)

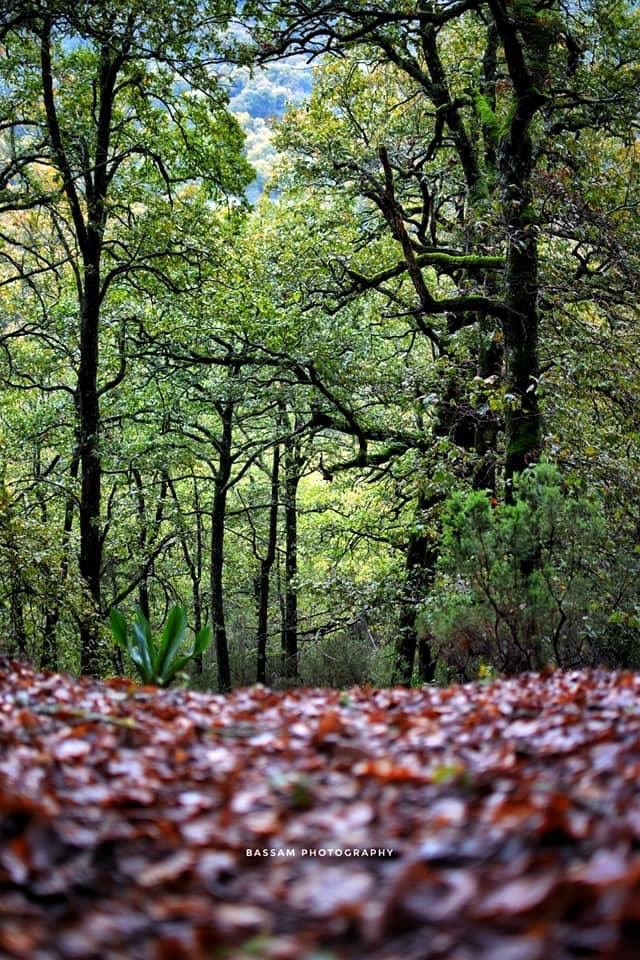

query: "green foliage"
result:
(110, 605), (212, 687)
(474, 93), (499, 144)
(425, 465), (606, 676)
(296, 628), (394, 689)
(1, 0), (640, 689)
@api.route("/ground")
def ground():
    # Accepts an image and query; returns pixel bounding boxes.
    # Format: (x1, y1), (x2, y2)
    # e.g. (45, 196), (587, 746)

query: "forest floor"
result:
(1, 661), (640, 959)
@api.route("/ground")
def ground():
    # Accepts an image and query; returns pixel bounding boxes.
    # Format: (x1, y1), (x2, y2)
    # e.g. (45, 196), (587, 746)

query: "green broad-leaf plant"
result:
(110, 606), (212, 687)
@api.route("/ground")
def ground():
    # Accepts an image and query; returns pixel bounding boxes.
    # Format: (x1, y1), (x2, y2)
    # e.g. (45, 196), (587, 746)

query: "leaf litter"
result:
(2, 660), (640, 957)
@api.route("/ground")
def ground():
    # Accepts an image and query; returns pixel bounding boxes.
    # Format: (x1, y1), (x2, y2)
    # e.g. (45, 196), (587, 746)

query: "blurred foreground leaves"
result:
(2, 662), (640, 957)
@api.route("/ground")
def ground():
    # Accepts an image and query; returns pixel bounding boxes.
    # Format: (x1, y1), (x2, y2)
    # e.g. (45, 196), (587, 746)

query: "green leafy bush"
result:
(424, 464), (605, 676)
(110, 605), (212, 687)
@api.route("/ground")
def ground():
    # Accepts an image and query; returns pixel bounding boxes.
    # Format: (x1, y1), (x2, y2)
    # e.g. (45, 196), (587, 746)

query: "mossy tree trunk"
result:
(490, 0), (554, 487)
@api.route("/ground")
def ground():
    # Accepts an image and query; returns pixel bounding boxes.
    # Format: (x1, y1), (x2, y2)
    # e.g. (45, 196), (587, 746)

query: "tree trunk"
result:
(256, 443), (280, 684)
(394, 354), (496, 684)
(167, 472), (206, 676)
(41, 452), (80, 670)
(191, 483), (205, 675)
(40, 29), (117, 674)
(78, 269), (102, 674)
(282, 434), (302, 679)
(490, 1), (552, 485)
(211, 399), (234, 692)
(501, 181), (541, 484)
(10, 583), (27, 660)
(132, 468), (150, 620)
(393, 492), (438, 684)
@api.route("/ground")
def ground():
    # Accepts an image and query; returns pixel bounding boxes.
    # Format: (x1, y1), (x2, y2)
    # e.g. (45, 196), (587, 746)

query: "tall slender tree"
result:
(0, 1), (252, 670)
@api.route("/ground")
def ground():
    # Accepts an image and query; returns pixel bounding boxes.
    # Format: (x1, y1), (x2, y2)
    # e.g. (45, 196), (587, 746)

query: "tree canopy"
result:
(0, 0), (639, 689)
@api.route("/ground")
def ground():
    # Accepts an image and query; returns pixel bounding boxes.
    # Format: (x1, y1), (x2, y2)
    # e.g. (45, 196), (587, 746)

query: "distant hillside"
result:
(227, 59), (313, 201)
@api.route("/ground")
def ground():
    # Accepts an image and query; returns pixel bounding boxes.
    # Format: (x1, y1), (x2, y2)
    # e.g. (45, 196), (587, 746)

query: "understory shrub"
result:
(424, 464), (606, 676)
(297, 629), (388, 688)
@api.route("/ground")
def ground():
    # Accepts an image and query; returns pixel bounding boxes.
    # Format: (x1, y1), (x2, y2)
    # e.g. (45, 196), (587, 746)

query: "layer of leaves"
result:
(2, 662), (640, 958)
